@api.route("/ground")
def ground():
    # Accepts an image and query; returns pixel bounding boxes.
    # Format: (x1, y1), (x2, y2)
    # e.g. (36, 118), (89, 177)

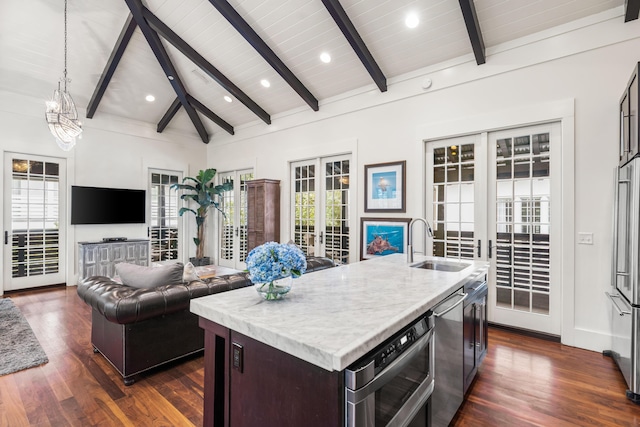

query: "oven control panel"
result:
(374, 315), (429, 374)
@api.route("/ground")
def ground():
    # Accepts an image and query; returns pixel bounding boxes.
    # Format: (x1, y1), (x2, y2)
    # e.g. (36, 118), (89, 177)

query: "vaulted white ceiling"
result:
(0, 0), (627, 142)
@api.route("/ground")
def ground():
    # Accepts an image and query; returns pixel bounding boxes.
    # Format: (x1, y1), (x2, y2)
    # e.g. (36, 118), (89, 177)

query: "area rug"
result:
(0, 298), (48, 376)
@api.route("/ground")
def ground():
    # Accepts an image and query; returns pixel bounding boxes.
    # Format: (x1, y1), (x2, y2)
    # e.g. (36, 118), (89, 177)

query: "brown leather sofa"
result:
(77, 257), (335, 385)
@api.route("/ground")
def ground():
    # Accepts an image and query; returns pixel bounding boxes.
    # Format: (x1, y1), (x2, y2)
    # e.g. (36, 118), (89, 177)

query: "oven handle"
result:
(606, 291), (631, 316)
(431, 292), (468, 318)
(346, 327), (434, 402)
(387, 377), (434, 427)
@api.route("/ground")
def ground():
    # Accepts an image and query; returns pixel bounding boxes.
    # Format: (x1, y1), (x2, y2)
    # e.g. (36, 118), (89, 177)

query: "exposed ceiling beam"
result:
(86, 14), (137, 119)
(187, 95), (234, 135)
(625, 0), (640, 22)
(142, 7), (271, 125)
(320, 0), (387, 92)
(124, 0), (209, 143)
(207, 0), (319, 111)
(458, 0), (486, 65)
(157, 97), (181, 133)
(157, 96), (235, 136)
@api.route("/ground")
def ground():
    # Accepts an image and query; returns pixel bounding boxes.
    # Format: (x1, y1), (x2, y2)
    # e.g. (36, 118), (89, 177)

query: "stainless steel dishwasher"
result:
(429, 287), (467, 427)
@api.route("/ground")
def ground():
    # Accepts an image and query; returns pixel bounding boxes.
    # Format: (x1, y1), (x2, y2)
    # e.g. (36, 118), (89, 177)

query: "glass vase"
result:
(255, 276), (293, 300)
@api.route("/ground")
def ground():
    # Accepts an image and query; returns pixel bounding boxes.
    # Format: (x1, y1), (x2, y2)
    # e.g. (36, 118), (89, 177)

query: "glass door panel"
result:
(323, 158), (350, 265)
(427, 134), (485, 261)
(293, 164), (317, 256)
(149, 170), (180, 263)
(218, 169), (253, 270)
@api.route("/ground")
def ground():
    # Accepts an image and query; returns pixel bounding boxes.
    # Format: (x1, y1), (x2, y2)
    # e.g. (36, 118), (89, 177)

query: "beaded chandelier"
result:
(45, 0), (82, 151)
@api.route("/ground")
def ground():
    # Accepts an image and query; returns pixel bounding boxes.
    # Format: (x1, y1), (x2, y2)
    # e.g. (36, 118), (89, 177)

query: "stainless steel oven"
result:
(344, 314), (434, 427)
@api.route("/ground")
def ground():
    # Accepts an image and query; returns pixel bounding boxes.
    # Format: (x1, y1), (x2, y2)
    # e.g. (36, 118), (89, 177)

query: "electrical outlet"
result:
(578, 232), (593, 245)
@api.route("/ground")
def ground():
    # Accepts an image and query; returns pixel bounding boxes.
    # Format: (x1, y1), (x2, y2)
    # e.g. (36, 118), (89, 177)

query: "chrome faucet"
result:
(407, 218), (433, 263)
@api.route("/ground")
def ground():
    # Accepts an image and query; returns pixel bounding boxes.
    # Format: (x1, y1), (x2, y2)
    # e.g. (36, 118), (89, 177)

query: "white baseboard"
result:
(563, 327), (612, 353)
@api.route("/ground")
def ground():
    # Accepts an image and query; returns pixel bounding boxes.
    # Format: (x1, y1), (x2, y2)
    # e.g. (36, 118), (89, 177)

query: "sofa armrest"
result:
(77, 276), (192, 324)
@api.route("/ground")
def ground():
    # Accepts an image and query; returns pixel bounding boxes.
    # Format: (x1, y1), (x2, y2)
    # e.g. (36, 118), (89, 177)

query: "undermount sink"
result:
(410, 260), (471, 272)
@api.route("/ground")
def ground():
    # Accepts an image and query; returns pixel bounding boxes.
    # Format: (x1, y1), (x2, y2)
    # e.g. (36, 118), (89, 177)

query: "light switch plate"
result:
(578, 232), (593, 245)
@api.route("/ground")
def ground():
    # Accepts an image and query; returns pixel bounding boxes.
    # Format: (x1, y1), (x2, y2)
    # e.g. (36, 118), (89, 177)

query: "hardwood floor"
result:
(1, 286), (639, 426)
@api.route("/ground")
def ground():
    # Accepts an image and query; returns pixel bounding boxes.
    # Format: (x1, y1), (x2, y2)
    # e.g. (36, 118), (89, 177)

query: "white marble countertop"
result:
(190, 254), (488, 372)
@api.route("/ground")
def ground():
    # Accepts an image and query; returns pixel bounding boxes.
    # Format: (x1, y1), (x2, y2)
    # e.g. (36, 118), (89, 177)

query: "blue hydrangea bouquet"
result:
(246, 241), (307, 300)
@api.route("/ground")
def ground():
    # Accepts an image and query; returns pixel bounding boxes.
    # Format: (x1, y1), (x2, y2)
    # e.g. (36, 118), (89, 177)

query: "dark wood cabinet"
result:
(463, 285), (488, 394)
(247, 179), (280, 253)
(620, 62), (640, 166)
(199, 318), (343, 427)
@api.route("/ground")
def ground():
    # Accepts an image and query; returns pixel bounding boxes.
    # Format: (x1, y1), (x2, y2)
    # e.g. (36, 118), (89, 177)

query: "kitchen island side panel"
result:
(200, 317), (343, 427)
(200, 318), (231, 427)
(229, 329), (343, 426)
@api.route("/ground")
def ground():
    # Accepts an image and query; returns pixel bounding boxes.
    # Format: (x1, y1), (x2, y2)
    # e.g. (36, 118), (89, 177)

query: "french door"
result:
(3, 153), (67, 291)
(218, 169), (253, 270)
(426, 122), (561, 335)
(291, 155), (351, 265)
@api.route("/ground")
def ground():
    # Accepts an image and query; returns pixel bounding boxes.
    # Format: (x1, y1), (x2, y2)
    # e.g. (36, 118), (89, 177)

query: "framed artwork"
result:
(361, 217), (411, 260)
(364, 161), (406, 212)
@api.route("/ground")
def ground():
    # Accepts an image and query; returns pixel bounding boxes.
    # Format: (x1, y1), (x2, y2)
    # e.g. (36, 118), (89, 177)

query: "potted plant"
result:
(171, 168), (232, 266)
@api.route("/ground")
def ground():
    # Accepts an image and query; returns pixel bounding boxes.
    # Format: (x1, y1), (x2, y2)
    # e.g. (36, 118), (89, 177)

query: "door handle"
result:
(612, 167), (620, 290)
(319, 231), (324, 244)
(476, 239), (481, 257)
(235, 227), (239, 237)
(488, 240), (493, 259)
(606, 292), (631, 316)
(431, 292), (468, 318)
(4, 231), (7, 245)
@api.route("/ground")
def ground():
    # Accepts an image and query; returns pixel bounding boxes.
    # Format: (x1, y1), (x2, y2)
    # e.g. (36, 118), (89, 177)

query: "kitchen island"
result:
(190, 254), (488, 426)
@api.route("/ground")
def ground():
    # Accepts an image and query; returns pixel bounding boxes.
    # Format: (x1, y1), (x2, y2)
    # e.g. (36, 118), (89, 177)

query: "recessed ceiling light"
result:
(405, 12), (419, 29)
(224, 95), (233, 103)
(145, 94), (155, 102)
(260, 79), (271, 88)
(320, 52), (331, 63)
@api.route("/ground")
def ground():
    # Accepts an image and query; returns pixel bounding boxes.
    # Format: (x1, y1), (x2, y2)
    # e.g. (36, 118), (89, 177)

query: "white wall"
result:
(0, 90), (208, 291)
(206, 9), (640, 353)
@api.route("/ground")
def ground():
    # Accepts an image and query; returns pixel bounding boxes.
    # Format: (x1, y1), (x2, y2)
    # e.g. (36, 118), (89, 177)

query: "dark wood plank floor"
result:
(1, 286), (639, 426)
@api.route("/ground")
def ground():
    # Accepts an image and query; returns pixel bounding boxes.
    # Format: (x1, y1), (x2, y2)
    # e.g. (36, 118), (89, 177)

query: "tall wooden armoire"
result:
(247, 179), (280, 253)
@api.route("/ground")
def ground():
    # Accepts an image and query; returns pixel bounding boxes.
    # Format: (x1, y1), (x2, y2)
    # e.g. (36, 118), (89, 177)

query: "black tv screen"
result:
(71, 186), (146, 225)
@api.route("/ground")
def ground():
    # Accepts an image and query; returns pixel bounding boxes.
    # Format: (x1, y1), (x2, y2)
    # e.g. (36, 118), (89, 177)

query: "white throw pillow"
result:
(183, 262), (200, 283)
(115, 262), (184, 289)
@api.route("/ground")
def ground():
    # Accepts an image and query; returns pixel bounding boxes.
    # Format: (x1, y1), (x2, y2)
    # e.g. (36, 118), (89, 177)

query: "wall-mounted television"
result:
(71, 186), (146, 225)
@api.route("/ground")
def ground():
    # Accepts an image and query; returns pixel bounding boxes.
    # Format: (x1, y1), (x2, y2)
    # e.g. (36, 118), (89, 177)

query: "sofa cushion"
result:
(115, 262), (184, 289)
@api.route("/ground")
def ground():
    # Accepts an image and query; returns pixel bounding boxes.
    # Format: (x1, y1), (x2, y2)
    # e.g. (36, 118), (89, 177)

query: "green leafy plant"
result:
(170, 169), (232, 260)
